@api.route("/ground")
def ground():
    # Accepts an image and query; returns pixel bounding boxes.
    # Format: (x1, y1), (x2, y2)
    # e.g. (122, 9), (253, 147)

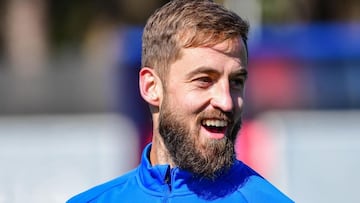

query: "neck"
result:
(150, 133), (175, 167)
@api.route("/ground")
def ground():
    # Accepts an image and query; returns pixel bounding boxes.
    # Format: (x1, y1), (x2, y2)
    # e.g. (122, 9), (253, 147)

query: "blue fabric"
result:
(67, 144), (294, 202)
(250, 23), (360, 60)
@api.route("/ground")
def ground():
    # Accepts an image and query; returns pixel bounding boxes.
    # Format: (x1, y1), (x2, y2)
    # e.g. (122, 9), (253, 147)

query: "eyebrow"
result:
(185, 66), (248, 79)
(185, 66), (220, 79)
(230, 69), (248, 79)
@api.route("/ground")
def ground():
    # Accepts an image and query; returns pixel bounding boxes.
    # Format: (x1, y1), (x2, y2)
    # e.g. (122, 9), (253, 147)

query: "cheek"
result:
(164, 92), (198, 118)
(183, 92), (210, 114)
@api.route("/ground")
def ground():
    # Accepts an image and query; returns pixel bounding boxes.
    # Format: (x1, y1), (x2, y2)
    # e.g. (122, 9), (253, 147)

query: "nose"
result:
(210, 82), (234, 112)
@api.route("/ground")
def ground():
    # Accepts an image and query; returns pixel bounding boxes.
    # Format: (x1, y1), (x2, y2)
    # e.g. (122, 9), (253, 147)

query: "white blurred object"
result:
(255, 110), (360, 203)
(0, 114), (139, 203)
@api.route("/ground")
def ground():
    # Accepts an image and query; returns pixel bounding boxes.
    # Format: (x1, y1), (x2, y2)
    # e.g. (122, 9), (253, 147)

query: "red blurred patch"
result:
(235, 120), (275, 177)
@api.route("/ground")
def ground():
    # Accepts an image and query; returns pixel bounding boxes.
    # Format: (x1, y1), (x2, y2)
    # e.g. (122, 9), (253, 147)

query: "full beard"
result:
(158, 102), (241, 179)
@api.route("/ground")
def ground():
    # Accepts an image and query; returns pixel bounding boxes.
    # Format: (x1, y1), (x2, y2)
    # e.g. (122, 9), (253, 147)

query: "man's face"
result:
(158, 38), (247, 178)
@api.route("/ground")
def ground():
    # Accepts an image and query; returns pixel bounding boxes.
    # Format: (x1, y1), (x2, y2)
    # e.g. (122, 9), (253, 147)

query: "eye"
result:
(194, 76), (213, 88)
(230, 78), (245, 90)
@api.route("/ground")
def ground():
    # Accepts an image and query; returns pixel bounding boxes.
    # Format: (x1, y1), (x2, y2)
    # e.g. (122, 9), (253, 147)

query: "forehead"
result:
(166, 37), (247, 82)
(175, 37), (247, 69)
(182, 37), (247, 66)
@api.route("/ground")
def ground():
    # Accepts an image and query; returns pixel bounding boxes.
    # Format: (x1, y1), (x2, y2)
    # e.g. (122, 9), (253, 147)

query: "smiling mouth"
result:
(201, 119), (228, 133)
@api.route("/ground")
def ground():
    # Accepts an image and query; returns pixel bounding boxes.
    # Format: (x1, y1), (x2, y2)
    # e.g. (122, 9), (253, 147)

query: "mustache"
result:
(197, 110), (234, 124)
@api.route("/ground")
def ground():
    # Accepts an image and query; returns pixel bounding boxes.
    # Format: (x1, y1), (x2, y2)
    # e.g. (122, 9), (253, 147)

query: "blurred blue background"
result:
(0, 0), (359, 202)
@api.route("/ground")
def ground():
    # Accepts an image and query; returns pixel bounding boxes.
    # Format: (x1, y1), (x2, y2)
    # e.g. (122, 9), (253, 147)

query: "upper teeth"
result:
(202, 120), (228, 127)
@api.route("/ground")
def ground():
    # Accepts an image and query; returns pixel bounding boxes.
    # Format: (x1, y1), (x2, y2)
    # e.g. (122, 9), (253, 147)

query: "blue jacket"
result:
(67, 144), (293, 202)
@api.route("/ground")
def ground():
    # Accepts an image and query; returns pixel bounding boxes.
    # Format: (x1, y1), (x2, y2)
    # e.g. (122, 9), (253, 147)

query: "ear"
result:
(139, 67), (162, 107)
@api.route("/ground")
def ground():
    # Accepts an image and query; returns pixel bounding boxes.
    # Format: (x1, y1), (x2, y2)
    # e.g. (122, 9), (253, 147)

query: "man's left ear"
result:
(139, 67), (162, 107)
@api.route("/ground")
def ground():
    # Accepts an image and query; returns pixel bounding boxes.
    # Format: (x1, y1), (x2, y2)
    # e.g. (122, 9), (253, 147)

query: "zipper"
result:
(165, 166), (172, 192)
(163, 166), (172, 203)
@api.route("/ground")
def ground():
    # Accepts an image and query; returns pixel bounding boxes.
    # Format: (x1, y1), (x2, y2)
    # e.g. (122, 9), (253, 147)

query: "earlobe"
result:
(139, 67), (162, 107)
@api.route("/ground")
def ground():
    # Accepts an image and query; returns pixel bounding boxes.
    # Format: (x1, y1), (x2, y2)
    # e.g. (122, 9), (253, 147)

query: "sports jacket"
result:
(67, 144), (294, 202)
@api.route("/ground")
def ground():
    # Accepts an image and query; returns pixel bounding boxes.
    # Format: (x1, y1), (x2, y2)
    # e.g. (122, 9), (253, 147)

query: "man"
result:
(67, 0), (294, 202)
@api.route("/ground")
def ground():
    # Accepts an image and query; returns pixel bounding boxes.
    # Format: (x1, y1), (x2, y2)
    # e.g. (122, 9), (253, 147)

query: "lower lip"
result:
(201, 126), (226, 140)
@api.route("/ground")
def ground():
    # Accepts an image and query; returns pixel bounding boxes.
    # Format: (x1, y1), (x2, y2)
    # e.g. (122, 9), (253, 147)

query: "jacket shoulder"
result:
(67, 168), (138, 203)
(231, 161), (294, 202)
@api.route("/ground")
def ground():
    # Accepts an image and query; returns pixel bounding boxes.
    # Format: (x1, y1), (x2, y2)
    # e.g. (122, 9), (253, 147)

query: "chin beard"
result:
(158, 108), (241, 179)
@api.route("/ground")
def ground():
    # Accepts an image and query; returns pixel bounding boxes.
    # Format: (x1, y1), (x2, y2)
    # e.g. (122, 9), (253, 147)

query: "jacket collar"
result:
(136, 143), (251, 197)
(137, 143), (193, 194)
